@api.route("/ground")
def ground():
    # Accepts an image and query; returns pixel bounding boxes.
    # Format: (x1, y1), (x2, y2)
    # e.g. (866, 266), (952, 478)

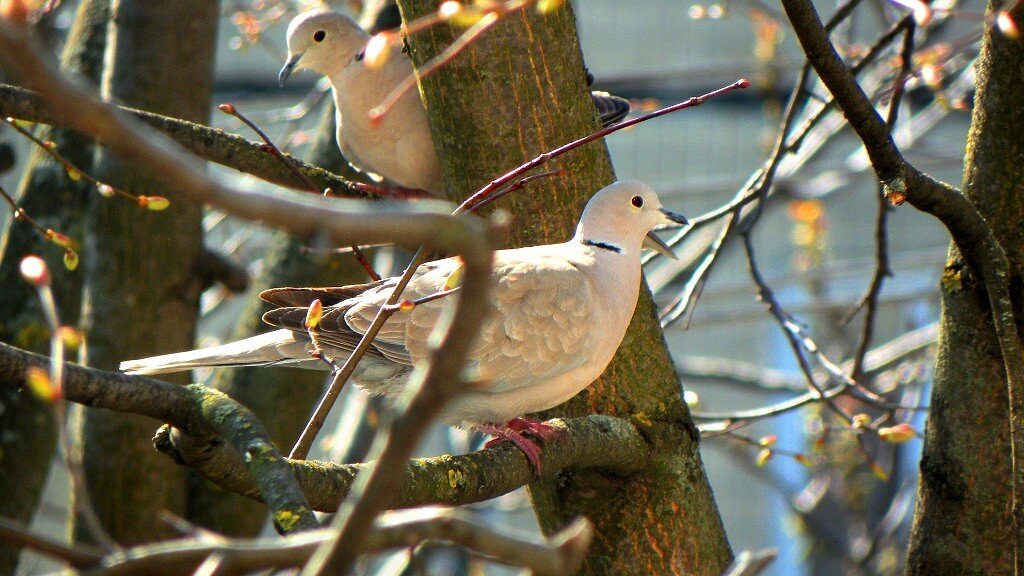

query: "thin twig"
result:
(219, 102), (381, 281)
(20, 258), (118, 551)
(0, 517), (102, 568)
(847, 23), (915, 383)
(742, 234), (854, 424)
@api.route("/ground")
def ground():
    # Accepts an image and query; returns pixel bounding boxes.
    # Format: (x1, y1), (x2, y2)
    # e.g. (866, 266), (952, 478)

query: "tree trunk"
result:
(77, 0), (219, 545)
(0, 0), (110, 570)
(187, 106), (369, 536)
(397, 2), (732, 573)
(905, 1), (1024, 573)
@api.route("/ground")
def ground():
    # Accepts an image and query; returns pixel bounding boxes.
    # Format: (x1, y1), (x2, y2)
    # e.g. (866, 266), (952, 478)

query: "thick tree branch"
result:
(780, 0), (1024, 562)
(158, 414), (647, 512)
(0, 83), (390, 200)
(0, 341), (318, 533)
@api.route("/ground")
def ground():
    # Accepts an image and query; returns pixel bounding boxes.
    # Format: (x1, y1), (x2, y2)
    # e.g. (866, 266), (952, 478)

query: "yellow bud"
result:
(869, 461), (889, 482)
(813, 435), (827, 451)
(758, 434), (778, 447)
(997, 11), (1020, 40)
(755, 448), (772, 467)
(46, 229), (72, 248)
(438, 1), (462, 19)
(97, 183), (116, 198)
(878, 422), (917, 443)
(398, 299), (416, 312)
(363, 34), (391, 69)
(449, 5), (486, 27)
(537, 0), (564, 14)
(304, 299), (324, 329)
(65, 166), (82, 181)
(26, 366), (59, 402)
(682, 390), (699, 408)
(794, 453), (813, 467)
(58, 326), (83, 350)
(851, 413), (871, 429)
(139, 196), (170, 211)
(63, 249), (79, 271)
(444, 266), (464, 290)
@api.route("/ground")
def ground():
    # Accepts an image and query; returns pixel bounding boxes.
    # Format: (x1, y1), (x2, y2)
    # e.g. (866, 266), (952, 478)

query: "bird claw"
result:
(478, 418), (560, 477)
(505, 416), (560, 441)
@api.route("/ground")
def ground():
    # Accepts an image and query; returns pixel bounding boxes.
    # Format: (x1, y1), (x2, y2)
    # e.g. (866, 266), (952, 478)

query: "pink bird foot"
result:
(478, 418), (561, 476)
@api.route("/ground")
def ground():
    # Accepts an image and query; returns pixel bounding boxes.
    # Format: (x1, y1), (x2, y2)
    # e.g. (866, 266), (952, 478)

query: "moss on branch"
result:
(0, 341), (317, 533)
(160, 414), (648, 512)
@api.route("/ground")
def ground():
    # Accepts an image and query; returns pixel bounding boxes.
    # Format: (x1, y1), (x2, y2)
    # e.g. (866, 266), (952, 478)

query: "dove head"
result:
(280, 10), (368, 85)
(575, 180), (689, 259)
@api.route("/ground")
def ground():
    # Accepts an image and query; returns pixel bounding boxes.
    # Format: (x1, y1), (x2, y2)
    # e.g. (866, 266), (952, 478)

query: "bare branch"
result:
(0, 517), (102, 568)
(0, 83), (386, 200)
(779, 0), (1024, 561)
(37, 509), (591, 576)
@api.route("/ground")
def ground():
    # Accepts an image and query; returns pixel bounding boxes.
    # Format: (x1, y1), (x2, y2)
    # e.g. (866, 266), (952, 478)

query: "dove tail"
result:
(119, 330), (309, 376)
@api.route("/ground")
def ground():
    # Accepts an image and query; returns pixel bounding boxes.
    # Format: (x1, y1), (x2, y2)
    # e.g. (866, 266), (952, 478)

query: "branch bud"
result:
(19, 255), (50, 286)
(63, 249), (79, 271)
(45, 229), (72, 248)
(304, 298), (324, 329)
(26, 366), (60, 402)
(997, 11), (1020, 40)
(138, 195), (170, 211)
(0, 0), (29, 25)
(363, 34), (391, 69)
(877, 422), (917, 443)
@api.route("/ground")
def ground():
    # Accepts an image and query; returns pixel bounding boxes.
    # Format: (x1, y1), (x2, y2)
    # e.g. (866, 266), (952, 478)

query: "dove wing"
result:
(263, 253), (595, 392)
(465, 254), (595, 393)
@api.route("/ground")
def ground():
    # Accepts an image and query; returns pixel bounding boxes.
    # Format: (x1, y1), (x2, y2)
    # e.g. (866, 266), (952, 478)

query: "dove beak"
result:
(279, 53), (303, 86)
(643, 208), (688, 260)
(644, 231), (678, 260)
(659, 208), (689, 226)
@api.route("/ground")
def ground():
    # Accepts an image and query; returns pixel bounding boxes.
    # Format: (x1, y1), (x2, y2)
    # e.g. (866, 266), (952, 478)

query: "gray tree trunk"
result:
(905, 1), (1024, 573)
(397, 2), (732, 573)
(77, 0), (219, 545)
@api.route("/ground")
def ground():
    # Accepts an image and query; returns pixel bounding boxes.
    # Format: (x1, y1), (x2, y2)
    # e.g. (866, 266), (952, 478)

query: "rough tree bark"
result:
(396, 2), (732, 574)
(905, 1), (1024, 573)
(0, 0), (110, 570)
(77, 0), (219, 545)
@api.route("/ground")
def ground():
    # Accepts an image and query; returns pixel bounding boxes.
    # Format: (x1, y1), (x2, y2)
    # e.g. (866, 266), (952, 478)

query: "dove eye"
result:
(313, 30), (326, 42)
(630, 195), (644, 208)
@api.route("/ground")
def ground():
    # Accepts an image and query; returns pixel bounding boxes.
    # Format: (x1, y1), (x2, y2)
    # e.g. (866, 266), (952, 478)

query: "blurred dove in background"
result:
(122, 180), (685, 472)
(278, 9), (630, 193)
